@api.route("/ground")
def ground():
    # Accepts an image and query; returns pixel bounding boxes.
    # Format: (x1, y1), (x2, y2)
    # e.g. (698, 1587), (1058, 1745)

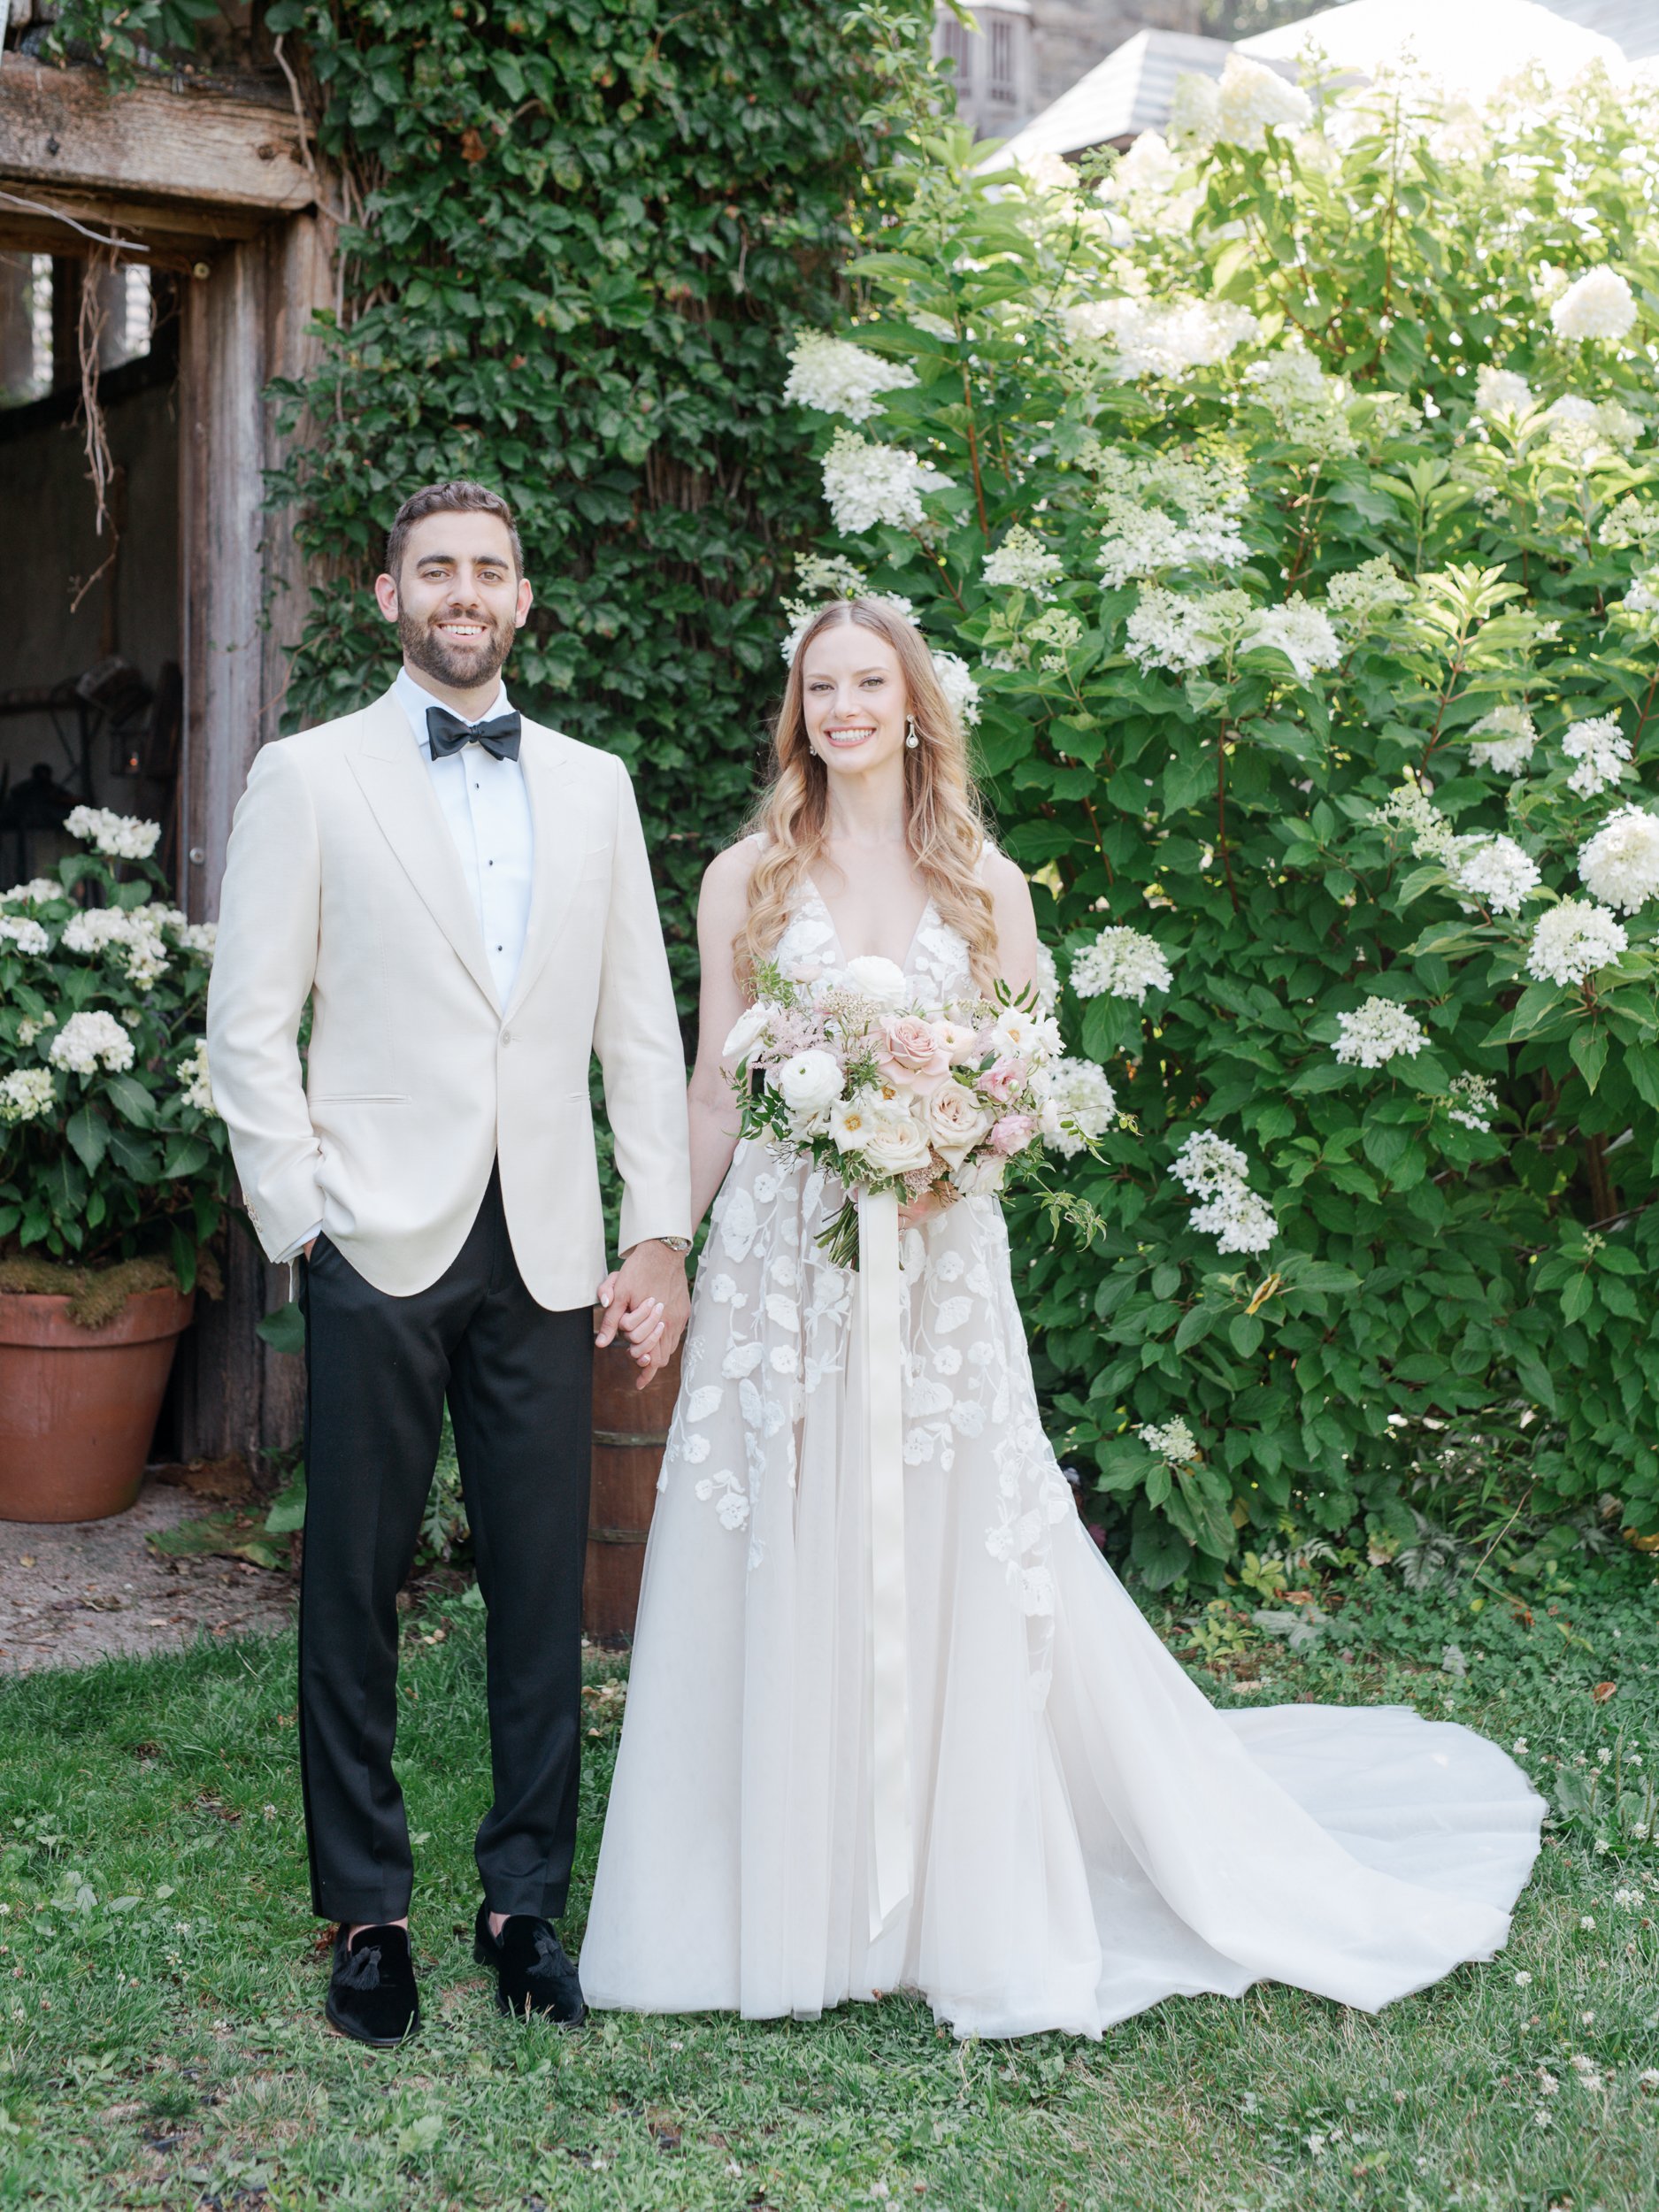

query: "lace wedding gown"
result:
(581, 887), (1544, 2038)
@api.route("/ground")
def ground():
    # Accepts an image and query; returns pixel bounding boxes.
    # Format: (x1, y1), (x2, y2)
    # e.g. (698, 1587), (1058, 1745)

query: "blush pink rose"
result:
(988, 1112), (1038, 1156)
(979, 1056), (1028, 1104)
(877, 1014), (951, 1090)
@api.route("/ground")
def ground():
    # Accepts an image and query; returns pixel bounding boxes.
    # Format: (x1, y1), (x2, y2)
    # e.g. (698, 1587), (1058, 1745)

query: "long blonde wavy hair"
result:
(737, 597), (998, 993)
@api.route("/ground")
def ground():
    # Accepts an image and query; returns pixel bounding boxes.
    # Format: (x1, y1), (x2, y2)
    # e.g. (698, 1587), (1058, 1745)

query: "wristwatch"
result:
(655, 1235), (693, 1256)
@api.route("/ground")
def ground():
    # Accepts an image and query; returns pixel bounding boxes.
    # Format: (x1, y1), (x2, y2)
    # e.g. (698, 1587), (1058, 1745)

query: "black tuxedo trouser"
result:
(297, 1164), (592, 1924)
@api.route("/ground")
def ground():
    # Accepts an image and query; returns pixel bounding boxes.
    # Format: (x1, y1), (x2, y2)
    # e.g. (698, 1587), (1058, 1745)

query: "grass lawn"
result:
(1, 1552), (1655, 2211)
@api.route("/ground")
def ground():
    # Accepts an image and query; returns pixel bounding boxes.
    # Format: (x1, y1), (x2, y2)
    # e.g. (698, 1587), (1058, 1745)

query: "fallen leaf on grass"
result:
(1593, 1681), (1618, 1703)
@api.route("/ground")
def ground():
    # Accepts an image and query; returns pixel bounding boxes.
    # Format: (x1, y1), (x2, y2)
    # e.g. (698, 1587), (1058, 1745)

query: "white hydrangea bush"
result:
(780, 56), (1659, 1583)
(0, 817), (229, 1283)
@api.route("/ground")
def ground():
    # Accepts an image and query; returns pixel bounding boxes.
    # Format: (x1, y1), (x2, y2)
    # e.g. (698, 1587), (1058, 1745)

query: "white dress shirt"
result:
(274, 666), (535, 1264)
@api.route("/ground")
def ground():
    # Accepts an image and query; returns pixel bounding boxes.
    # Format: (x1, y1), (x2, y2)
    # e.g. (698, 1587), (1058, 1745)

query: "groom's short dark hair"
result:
(386, 480), (524, 581)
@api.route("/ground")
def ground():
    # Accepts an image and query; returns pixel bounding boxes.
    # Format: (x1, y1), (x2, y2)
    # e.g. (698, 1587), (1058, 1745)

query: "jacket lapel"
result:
(504, 720), (582, 1021)
(346, 689), (502, 1013)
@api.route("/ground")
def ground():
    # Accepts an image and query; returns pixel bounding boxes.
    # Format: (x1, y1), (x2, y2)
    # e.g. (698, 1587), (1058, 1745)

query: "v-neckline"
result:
(803, 875), (933, 977)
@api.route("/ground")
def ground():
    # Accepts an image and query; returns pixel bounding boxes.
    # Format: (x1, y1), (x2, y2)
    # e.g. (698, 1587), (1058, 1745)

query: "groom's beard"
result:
(399, 603), (515, 692)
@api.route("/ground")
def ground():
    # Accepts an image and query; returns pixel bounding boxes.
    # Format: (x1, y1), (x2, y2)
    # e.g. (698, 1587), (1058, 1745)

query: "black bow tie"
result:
(426, 704), (521, 762)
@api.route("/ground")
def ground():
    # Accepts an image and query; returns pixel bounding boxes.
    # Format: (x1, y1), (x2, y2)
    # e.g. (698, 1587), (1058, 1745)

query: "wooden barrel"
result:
(584, 1334), (682, 1640)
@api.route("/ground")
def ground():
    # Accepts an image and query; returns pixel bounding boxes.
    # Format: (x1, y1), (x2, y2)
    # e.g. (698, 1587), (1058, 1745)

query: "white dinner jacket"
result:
(205, 687), (692, 1308)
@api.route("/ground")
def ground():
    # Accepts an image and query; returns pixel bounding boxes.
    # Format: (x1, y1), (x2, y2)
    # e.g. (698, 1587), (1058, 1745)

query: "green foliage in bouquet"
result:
(0, 814), (234, 1296)
(782, 27), (1659, 1585)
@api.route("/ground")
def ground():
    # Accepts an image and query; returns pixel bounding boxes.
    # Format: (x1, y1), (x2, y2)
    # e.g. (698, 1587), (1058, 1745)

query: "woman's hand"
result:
(899, 1188), (954, 1229)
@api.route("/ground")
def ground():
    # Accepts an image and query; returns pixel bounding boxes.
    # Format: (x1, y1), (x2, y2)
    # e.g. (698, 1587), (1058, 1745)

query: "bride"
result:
(580, 596), (1543, 2038)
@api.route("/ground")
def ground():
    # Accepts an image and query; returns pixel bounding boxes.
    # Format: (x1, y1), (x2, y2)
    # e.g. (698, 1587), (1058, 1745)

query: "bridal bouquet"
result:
(724, 953), (1113, 1264)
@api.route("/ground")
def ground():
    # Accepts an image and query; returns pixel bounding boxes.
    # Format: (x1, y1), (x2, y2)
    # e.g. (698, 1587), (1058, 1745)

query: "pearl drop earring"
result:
(904, 716), (919, 750)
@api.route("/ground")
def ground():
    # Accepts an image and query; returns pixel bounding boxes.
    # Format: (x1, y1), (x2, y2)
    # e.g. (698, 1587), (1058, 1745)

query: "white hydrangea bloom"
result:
(1467, 705), (1538, 774)
(1599, 495), (1659, 551)
(1166, 70), (1220, 151)
(1550, 266), (1637, 343)
(1543, 395), (1642, 469)
(783, 334), (918, 424)
(1139, 1417), (1199, 1464)
(1324, 557), (1410, 633)
(1448, 833), (1543, 916)
(1241, 351), (1358, 457)
(982, 526), (1064, 593)
(1446, 1071), (1498, 1133)
(1170, 1129), (1274, 1253)
(1092, 442), (1249, 584)
(930, 650), (981, 728)
(1575, 810), (1659, 911)
(1191, 1182), (1277, 1254)
(1037, 1057), (1117, 1156)
(1563, 713), (1632, 798)
(1065, 296), (1259, 380)
(0, 914), (50, 955)
(1071, 924), (1173, 1004)
(1170, 1129), (1250, 1194)
(1375, 776), (1455, 859)
(1027, 607), (1084, 671)
(1240, 595), (1341, 681)
(0, 1067), (56, 1125)
(48, 1009), (135, 1076)
(1034, 942), (1059, 1011)
(820, 427), (952, 534)
(2, 879), (60, 907)
(1620, 567), (1659, 620)
(1334, 998), (1429, 1069)
(177, 1038), (217, 1116)
(1525, 899), (1628, 987)
(1214, 54), (1312, 149)
(179, 921), (217, 960)
(63, 807), (161, 861)
(1097, 132), (1202, 237)
(1475, 365), (1534, 417)
(60, 905), (171, 989)
(798, 552), (869, 598)
(1125, 584), (1249, 673)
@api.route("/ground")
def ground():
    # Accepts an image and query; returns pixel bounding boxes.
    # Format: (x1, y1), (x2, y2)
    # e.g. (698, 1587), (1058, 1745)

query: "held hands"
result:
(595, 1240), (690, 1391)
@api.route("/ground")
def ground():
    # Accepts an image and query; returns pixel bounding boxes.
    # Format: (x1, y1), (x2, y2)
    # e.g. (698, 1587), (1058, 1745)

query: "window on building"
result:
(988, 16), (1017, 105)
(937, 12), (973, 95)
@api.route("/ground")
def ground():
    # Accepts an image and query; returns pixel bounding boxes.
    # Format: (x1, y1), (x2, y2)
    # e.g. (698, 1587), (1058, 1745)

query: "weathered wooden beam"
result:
(0, 56), (313, 216)
(0, 180), (275, 261)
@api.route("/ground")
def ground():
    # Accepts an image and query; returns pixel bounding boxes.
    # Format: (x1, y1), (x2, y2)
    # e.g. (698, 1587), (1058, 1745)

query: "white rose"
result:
(859, 1102), (933, 1176)
(923, 1079), (995, 1164)
(722, 1003), (769, 1065)
(773, 1048), (844, 1118)
(844, 954), (909, 1008)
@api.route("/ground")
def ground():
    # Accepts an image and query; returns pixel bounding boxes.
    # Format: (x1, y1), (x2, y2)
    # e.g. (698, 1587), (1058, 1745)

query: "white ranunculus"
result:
(773, 1048), (844, 1118)
(722, 1003), (769, 1065)
(922, 1079), (994, 1165)
(844, 954), (909, 1008)
(1550, 266), (1637, 344)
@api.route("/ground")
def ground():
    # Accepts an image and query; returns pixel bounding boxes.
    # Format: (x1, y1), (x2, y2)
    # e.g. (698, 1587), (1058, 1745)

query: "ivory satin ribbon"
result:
(858, 1185), (912, 1938)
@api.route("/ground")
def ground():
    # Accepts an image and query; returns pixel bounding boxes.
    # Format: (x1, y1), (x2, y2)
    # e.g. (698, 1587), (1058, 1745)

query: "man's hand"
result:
(595, 1240), (689, 1390)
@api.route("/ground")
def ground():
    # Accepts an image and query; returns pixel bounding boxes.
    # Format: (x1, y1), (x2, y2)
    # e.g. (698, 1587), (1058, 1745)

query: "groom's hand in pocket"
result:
(595, 1240), (689, 1389)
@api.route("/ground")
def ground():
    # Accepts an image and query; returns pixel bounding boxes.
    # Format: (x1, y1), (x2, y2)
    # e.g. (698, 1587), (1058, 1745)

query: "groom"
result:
(207, 480), (692, 2044)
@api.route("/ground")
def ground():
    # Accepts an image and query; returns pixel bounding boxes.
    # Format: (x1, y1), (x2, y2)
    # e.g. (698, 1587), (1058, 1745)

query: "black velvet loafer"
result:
(325, 1922), (421, 2047)
(473, 1902), (586, 2024)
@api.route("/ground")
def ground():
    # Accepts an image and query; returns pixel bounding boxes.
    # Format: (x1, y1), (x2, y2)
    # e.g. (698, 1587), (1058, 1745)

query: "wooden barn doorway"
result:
(1, 46), (334, 1463)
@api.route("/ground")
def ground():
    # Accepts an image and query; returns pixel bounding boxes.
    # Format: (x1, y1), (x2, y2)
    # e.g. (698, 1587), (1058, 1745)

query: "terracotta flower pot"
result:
(584, 1336), (682, 1640)
(0, 1286), (196, 1524)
